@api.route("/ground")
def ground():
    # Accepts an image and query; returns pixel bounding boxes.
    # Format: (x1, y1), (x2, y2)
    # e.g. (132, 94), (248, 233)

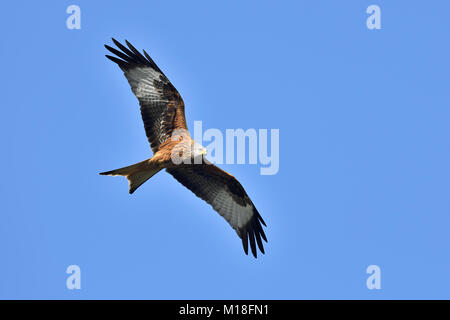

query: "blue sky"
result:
(1, 1), (450, 299)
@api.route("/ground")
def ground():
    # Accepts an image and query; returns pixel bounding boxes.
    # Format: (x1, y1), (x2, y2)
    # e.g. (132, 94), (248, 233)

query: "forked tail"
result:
(99, 159), (161, 194)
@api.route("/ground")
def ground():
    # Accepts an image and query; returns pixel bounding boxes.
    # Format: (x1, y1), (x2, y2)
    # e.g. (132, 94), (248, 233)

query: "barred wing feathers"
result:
(105, 38), (187, 153)
(167, 163), (267, 258)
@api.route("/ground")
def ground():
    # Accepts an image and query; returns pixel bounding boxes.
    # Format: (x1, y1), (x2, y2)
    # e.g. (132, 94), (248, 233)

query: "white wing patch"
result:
(213, 189), (254, 232)
(125, 67), (168, 102)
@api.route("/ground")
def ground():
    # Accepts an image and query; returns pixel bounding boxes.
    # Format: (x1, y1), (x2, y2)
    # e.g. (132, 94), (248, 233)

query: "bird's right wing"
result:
(167, 163), (268, 258)
(105, 39), (188, 153)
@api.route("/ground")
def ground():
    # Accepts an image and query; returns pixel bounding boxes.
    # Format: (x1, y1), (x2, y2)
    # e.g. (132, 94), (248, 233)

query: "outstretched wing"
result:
(105, 38), (187, 153)
(167, 163), (268, 258)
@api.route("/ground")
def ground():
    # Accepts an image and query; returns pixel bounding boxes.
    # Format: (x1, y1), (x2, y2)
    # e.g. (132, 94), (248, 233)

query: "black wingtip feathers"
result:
(104, 38), (162, 72)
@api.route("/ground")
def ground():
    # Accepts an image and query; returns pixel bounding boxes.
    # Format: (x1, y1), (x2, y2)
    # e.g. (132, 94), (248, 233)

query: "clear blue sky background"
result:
(1, 1), (449, 299)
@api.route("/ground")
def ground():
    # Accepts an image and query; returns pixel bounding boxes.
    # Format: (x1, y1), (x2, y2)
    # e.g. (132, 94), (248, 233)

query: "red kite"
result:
(100, 39), (267, 258)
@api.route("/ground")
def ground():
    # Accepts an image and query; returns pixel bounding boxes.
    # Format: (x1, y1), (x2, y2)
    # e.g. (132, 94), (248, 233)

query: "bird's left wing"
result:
(166, 163), (267, 258)
(105, 39), (188, 153)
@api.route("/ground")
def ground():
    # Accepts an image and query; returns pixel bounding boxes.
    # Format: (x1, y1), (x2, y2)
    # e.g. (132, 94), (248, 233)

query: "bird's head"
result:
(191, 141), (207, 162)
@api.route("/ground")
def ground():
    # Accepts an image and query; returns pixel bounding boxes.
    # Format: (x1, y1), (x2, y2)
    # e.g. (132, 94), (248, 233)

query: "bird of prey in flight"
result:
(100, 39), (267, 258)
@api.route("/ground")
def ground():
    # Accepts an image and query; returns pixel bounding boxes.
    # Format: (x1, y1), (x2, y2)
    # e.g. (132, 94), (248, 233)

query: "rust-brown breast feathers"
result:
(105, 39), (187, 153)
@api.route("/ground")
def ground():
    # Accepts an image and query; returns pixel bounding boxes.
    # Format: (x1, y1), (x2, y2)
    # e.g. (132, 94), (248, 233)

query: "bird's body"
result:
(100, 39), (267, 258)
